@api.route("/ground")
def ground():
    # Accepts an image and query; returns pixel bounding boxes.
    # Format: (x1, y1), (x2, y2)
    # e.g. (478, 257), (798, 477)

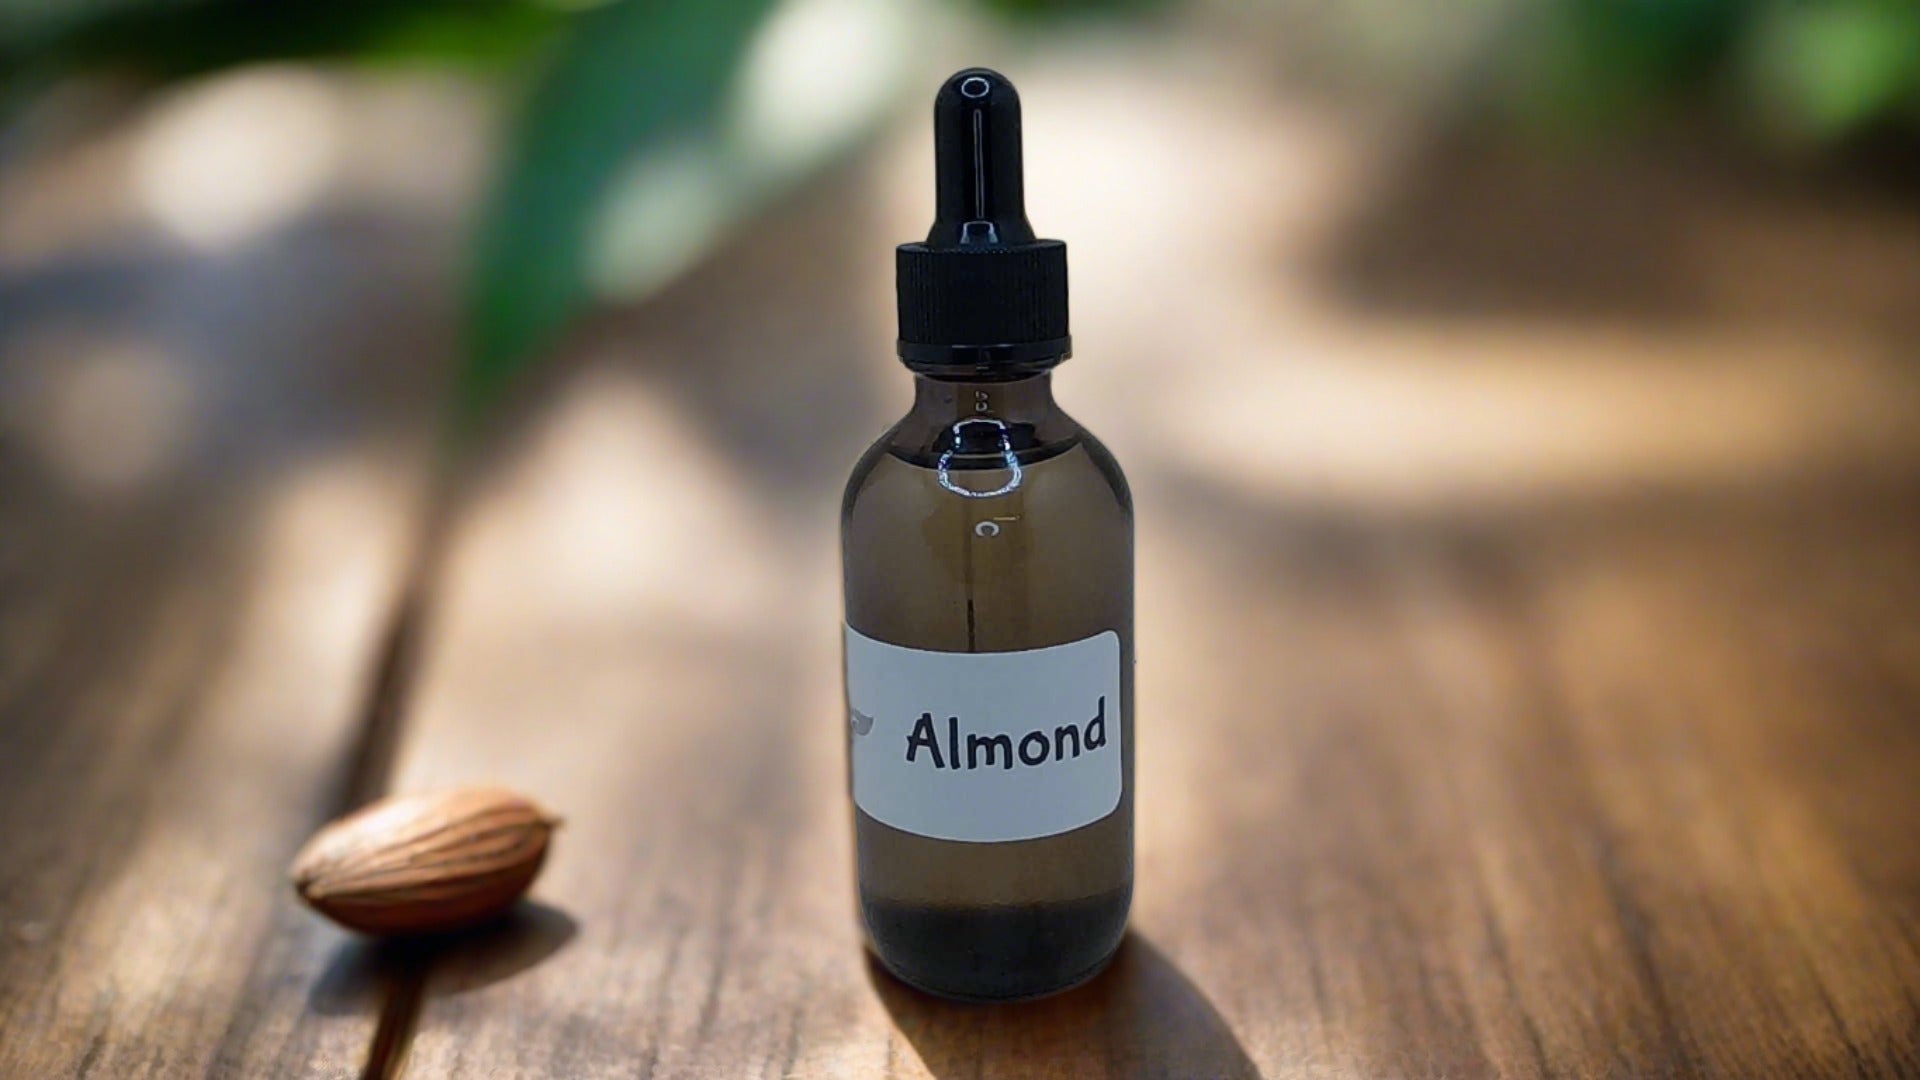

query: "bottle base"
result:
(861, 885), (1131, 1002)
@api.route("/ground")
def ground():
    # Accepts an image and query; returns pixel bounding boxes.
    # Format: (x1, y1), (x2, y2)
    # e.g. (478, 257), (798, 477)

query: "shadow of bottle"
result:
(869, 931), (1257, 1079)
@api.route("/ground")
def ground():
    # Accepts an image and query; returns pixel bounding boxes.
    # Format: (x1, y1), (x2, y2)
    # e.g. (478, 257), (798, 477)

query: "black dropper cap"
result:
(896, 68), (1069, 375)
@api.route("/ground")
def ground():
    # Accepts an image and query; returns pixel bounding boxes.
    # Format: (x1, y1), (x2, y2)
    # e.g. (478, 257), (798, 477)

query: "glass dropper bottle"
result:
(841, 66), (1134, 1001)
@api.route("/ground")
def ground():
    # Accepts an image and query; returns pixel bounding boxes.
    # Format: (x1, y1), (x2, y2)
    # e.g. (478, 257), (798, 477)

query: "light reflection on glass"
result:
(936, 418), (1023, 499)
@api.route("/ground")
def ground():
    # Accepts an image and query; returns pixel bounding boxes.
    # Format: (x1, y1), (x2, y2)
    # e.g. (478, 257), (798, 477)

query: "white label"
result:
(845, 626), (1123, 843)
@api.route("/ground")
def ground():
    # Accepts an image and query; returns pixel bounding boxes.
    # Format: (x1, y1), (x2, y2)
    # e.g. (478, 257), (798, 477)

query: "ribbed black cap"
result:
(896, 69), (1069, 374)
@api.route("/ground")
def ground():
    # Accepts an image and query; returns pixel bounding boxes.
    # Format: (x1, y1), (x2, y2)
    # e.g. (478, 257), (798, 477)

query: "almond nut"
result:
(291, 787), (557, 935)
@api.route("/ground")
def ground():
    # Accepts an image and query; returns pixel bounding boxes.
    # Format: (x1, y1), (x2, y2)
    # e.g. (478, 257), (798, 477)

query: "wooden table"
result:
(5, 66), (1920, 1080)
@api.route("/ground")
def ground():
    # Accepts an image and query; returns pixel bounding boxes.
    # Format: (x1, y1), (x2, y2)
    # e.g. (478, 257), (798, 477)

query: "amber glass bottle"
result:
(842, 68), (1133, 1001)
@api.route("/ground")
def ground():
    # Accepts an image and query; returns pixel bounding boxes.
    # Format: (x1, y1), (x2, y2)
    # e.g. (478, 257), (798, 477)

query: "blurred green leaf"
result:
(462, 0), (920, 428)
(1745, 2), (1920, 141)
(462, 0), (776, 427)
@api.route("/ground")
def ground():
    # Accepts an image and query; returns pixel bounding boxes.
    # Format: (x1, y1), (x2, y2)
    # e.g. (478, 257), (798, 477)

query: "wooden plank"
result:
(376, 181), (898, 1079)
(1524, 499), (1920, 1079)
(366, 180), (1920, 1078)
(1139, 491), (1920, 1079)
(0, 196), (449, 1076)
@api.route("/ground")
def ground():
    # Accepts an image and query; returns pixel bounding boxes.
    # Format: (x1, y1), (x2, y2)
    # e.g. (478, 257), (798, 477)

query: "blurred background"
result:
(5, 0), (1920, 521)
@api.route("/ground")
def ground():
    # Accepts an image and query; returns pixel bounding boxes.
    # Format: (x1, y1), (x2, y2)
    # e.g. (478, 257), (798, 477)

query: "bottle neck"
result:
(908, 373), (1059, 427)
(888, 373), (1076, 470)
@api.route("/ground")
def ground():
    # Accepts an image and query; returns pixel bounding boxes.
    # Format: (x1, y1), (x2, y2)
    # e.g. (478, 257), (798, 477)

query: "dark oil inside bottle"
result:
(843, 373), (1134, 1000)
(862, 886), (1133, 1002)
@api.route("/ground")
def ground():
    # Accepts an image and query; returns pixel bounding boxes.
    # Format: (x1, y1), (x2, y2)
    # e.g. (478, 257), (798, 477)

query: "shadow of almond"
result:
(870, 932), (1257, 1079)
(308, 900), (578, 1015)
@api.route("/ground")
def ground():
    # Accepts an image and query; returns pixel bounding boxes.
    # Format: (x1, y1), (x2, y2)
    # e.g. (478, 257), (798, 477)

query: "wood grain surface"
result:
(0, 209), (449, 1076)
(6, 56), (1920, 1080)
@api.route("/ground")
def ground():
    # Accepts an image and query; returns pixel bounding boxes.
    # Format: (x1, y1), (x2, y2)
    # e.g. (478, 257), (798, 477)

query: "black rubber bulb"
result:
(928, 68), (1035, 247)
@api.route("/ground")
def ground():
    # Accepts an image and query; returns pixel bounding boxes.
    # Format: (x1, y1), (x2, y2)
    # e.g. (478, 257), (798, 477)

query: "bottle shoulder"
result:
(843, 413), (1130, 522)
